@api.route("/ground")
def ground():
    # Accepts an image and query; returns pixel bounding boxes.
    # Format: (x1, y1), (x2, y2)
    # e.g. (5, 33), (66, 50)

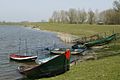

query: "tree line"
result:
(49, 0), (120, 25)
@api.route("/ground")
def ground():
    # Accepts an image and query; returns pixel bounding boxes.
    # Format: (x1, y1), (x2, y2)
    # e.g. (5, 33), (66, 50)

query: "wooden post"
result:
(18, 38), (21, 54)
(104, 32), (106, 38)
(112, 27), (115, 34)
(113, 27), (116, 46)
(25, 39), (28, 56)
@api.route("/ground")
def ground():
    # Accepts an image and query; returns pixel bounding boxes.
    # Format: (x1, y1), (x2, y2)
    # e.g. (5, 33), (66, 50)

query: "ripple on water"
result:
(0, 25), (70, 80)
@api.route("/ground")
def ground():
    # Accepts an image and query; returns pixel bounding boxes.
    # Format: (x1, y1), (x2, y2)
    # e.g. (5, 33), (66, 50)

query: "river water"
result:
(0, 25), (70, 80)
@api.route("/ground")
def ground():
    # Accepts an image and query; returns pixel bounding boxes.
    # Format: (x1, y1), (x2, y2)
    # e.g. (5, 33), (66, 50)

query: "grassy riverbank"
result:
(40, 55), (120, 80)
(28, 23), (120, 80)
(3, 22), (119, 80)
(31, 23), (120, 36)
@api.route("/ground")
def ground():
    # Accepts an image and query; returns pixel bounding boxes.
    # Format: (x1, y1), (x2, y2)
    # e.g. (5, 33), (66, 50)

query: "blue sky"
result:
(0, 0), (114, 22)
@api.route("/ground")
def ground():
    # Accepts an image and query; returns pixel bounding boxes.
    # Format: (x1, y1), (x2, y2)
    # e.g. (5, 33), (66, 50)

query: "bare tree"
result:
(94, 9), (100, 23)
(99, 10), (106, 23)
(51, 11), (57, 23)
(68, 8), (77, 24)
(51, 11), (61, 23)
(100, 9), (119, 24)
(113, 0), (120, 12)
(60, 10), (69, 23)
(113, 0), (120, 24)
(77, 9), (87, 24)
(49, 18), (54, 23)
(88, 9), (95, 24)
(104, 9), (115, 24)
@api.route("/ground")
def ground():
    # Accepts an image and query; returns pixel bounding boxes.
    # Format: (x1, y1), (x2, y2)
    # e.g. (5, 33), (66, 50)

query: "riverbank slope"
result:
(31, 23), (120, 36)
(41, 54), (120, 80)
(29, 23), (120, 80)
(1, 23), (120, 80)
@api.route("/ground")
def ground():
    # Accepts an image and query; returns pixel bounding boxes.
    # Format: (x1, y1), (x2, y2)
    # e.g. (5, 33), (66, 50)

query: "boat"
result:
(35, 55), (59, 64)
(18, 49), (71, 78)
(9, 54), (37, 61)
(50, 48), (65, 54)
(71, 48), (86, 55)
(84, 33), (116, 47)
(72, 34), (100, 44)
(9, 39), (37, 61)
(71, 43), (86, 49)
(50, 48), (86, 55)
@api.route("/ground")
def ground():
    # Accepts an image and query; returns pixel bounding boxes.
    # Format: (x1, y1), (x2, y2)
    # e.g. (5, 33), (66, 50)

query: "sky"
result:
(0, 0), (115, 22)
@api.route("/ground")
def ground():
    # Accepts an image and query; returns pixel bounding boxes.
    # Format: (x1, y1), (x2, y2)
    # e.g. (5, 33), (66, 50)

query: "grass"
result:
(0, 22), (120, 80)
(39, 55), (120, 80)
(28, 23), (120, 80)
(30, 23), (120, 37)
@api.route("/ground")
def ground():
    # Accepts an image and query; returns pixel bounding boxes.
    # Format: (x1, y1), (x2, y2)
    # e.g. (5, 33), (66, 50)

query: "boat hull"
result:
(18, 54), (70, 78)
(50, 49), (86, 55)
(9, 54), (37, 62)
(10, 57), (37, 62)
(84, 34), (116, 47)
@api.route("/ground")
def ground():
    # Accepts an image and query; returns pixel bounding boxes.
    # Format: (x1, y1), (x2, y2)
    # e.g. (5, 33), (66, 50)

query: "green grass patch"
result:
(28, 23), (120, 80)
(107, 45), (120, 51)
(31, 23), (120, 37)
(39, 55), (120, 80)
(94, 44), (120, 59)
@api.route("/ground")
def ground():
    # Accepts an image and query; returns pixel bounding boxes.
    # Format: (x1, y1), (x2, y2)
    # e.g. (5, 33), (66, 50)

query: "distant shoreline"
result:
(31, 26), (79, 43)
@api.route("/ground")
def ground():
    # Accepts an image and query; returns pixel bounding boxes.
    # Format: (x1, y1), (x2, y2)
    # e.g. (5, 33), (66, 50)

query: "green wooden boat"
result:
(50, 48), (86, 55)
(84, 33), (116, 47)
(18, 49), (70, 79)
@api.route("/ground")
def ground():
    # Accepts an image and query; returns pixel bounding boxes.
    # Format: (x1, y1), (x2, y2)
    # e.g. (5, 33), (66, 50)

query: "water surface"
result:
(0, 25), (69, 80)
